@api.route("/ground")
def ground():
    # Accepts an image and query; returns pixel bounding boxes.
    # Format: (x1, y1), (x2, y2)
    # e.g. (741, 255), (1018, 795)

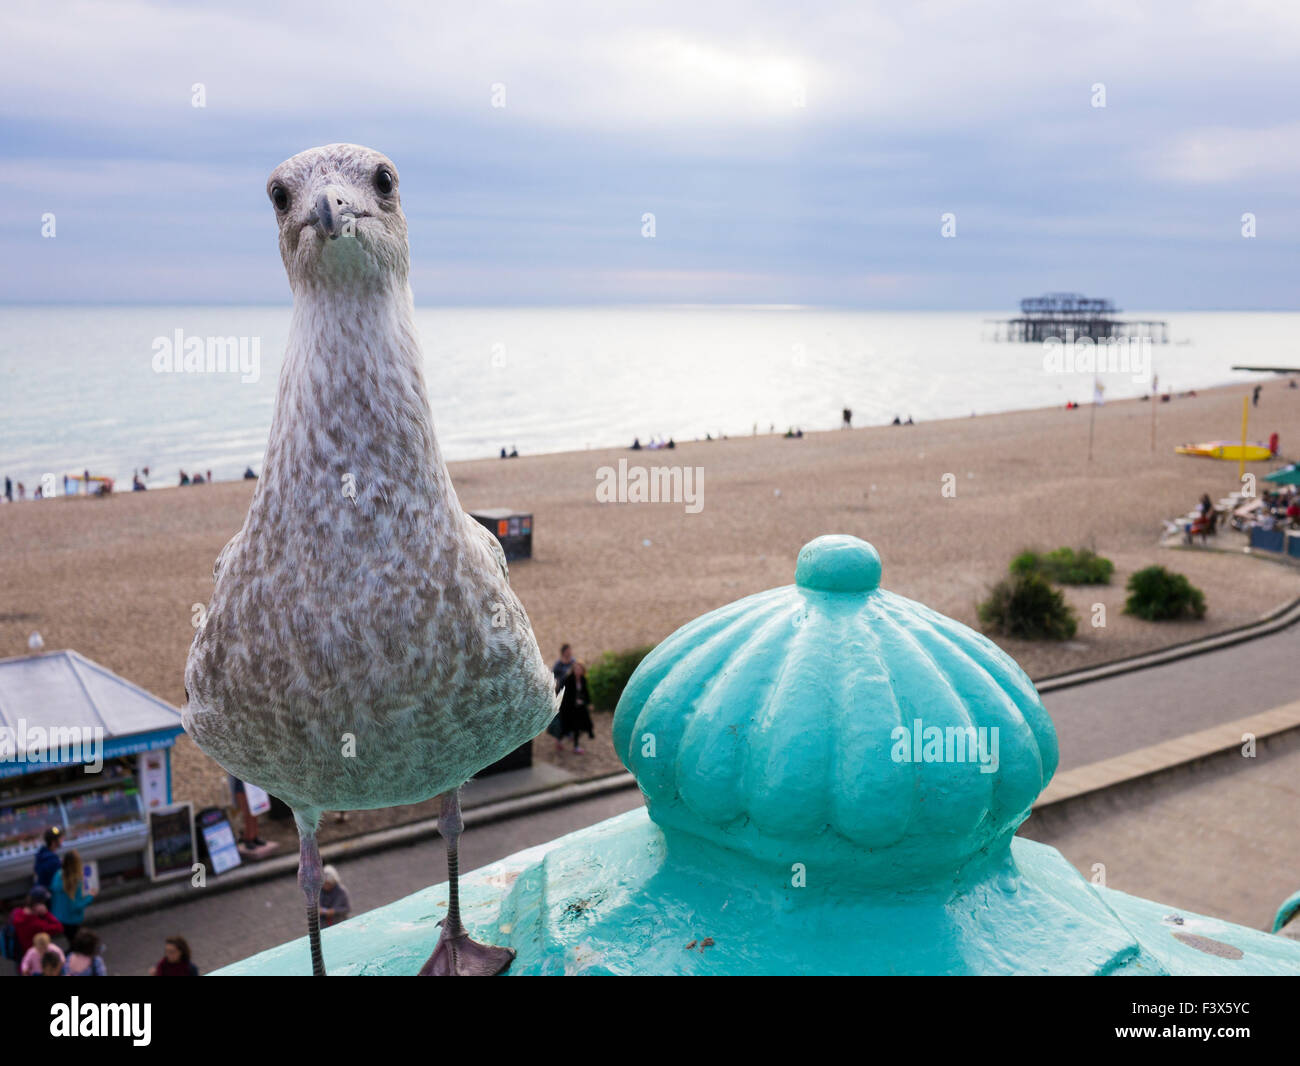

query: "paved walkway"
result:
(1042, 620), (1300, 770)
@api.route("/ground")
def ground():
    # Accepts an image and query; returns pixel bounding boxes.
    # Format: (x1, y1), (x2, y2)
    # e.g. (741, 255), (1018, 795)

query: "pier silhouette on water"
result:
(988, 292), (1168, 343)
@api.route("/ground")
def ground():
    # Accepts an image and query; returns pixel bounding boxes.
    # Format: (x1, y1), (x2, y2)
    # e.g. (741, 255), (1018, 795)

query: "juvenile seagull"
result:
(183, 144), (557, 976)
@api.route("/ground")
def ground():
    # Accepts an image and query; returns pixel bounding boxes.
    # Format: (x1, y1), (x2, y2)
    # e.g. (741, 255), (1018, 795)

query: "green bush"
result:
(1124, 566), (1206, 621)
(586, 645), (655, 711)
(1011, 547), (1113, 585)
(979, 572), (1078, 641)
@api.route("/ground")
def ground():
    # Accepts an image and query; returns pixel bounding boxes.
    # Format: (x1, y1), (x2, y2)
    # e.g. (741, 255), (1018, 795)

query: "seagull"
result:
(183, 144), (558, 976)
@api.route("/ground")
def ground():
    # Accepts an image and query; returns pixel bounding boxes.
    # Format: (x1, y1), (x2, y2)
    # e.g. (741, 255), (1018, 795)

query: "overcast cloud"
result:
(1, 0), (1297, 307)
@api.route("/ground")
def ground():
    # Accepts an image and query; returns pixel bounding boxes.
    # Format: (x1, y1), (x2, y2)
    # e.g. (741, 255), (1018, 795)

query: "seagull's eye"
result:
(270, 184), (289, 212)
(374, 168), (395, 195)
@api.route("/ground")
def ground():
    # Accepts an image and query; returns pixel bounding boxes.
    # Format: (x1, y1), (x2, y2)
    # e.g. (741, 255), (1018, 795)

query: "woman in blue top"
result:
(50, 850), (94, 944)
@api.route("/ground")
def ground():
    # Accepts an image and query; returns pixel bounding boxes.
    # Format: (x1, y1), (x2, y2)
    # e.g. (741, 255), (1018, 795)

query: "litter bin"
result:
(470, 509), (533, 561)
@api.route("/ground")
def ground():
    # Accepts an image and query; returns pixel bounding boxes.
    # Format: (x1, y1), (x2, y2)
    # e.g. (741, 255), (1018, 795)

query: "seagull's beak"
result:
(312, 184), (355, 241)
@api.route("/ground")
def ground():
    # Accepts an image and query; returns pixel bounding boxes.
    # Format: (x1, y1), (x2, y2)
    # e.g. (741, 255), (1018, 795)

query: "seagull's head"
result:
(267, 143), (409, 291)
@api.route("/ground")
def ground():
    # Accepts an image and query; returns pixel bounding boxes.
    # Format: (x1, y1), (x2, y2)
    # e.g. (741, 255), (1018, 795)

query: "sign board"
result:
(146, 802), (195, 882)
(82, 859), (100, 896)
(197, 808), (242, 876)
(244, 782), (271, 817)
(139, 750), (169, 809)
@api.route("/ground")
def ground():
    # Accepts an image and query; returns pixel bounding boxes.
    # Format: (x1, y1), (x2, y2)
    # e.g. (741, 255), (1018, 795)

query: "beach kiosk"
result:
(0, 650), (185, 899)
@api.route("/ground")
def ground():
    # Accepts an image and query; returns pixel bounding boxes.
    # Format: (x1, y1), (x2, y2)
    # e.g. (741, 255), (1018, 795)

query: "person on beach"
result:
(149, 936), (198, 976)
(4, 476), (10, 502)
(566, 662), (595, 753)
(63, 929), (106, 976)
(1253, 385), (1261, 407)
(33, 826), (62, 890)
(10, 888), (64, 967)
(20, 931), (64, 976)
(842, 408), (852, 429)
(631, 437), (642, 450)
(319, 866), (351, 928)
(179, 470), (190, 486)
(551, 644), (576, 748)
(50, 850), (94, 943)
(550, 653), (594, 753)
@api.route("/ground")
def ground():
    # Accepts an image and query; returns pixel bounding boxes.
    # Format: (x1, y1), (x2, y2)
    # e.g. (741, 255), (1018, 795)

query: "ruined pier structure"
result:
(989, 293), (1168, 344)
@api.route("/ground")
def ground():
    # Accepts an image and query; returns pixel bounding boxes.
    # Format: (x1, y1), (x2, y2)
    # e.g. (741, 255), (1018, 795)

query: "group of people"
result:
(3, 463), (260, 499)
(630, 436), (676, 450)
(549, 644), (594, 753)
(5, 825), (198, 976)
(1247, 487), (1300, 532)
(178, 468), (214, 486)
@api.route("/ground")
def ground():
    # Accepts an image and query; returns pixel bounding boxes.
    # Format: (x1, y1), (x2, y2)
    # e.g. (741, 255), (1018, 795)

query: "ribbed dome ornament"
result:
(613, 534), (1059, 890)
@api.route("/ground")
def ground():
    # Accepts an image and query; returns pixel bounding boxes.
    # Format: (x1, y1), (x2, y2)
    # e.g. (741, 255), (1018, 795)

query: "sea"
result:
(0, 306), (1292, 490)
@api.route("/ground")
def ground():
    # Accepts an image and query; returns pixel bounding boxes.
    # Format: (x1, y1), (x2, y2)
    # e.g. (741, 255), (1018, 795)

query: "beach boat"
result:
(1174, 440), (1274, 461)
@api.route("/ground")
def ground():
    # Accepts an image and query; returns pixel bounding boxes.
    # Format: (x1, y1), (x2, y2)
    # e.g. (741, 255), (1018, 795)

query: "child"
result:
(40, 950), (63, 977)
(20, 931), (64, 976)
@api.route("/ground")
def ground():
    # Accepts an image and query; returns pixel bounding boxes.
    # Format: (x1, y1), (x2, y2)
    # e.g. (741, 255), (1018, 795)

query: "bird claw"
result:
(417, 923), (515, 976)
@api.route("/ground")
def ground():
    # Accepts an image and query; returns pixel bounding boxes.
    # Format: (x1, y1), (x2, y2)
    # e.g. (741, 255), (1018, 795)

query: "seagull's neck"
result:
(256, 278), (460, 522)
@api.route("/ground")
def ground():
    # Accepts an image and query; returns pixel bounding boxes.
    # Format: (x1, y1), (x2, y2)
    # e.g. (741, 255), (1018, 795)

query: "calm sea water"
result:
(0, 306), (1290, 489)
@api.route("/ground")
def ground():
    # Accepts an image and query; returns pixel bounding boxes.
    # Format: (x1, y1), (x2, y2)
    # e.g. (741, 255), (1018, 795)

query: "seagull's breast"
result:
(184, 492), (555, 812)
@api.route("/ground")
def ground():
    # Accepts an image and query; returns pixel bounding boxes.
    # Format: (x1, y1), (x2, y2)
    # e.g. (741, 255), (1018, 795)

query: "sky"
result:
(1, 0), (1298, 308)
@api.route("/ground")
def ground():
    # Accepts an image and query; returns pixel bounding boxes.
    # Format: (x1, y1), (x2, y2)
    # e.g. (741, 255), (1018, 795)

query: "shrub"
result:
(979, 572), (1078, 641)
(1011, 547), (1113, 585)
(586, 645), (655, 711)
(1124, 566), (1206, 621)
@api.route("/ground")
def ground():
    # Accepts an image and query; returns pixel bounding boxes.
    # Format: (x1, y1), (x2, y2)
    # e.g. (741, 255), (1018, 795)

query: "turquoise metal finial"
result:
(794, 534), (882, 592)
(613, 534), (1058, 889)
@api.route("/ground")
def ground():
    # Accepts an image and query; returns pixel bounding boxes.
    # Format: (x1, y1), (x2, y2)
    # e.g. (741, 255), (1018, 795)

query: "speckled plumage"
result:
(183, 145), (557, 835)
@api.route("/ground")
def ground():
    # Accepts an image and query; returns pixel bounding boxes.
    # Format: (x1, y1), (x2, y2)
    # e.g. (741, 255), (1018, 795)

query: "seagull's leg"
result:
(417, 788), (515, 976)
(295, 813), (326, 977)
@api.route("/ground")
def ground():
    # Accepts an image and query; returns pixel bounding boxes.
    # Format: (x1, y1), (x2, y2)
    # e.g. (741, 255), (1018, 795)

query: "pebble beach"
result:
(3, 380), (1298, 816)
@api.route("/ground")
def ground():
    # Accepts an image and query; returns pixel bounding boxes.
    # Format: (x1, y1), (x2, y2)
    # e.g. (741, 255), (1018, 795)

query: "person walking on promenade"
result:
(33, 826), (62, 889)
(150, 936), (198, 976)
(550, 647), (594, 753)
(9, 887), (64, 973)
(20, 931), (64, 976)
(319, 866), (351, 928)
(50, 850), (94, 944)
(63, 930), (107, 976)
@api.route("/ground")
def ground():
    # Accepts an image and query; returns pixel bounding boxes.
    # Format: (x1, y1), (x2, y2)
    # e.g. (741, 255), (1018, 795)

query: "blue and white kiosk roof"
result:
(218, 537), (1300, 976)
(0, 649), (185, 775)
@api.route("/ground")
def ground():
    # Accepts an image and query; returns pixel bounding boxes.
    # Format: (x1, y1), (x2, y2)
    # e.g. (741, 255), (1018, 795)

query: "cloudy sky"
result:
(1, 0), (1297, 308)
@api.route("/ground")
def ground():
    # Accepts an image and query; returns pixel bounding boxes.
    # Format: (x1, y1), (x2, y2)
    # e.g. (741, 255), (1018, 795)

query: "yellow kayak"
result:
(1175, 440), (1274, 461)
